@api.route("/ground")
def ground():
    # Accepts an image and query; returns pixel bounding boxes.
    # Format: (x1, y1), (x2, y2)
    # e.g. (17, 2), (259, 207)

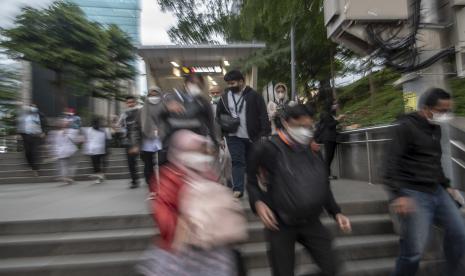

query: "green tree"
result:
(158, 0), (344, 106)
(1, 2), (109, 107)
(0, 61), (20, 132)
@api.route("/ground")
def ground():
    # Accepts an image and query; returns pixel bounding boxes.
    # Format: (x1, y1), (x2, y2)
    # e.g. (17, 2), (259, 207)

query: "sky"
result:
(0, 0), (175, 45)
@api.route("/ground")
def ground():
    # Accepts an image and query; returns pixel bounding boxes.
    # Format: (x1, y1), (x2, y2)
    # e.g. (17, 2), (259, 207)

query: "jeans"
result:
(266, 220), (339, 276)
(226, 136), (251, 193)
(393, 186), (465, 276)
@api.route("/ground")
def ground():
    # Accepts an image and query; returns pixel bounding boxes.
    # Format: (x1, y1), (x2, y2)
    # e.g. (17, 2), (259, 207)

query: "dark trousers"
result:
(126, 149), (138, 184)
(141, 151), (155, 187)
(226, 136), (252, 193)
(21, 134), (41, 171)
(323, 141), (337, 176)
(266, 220), (339, 276)
(90, 154), (105, 173)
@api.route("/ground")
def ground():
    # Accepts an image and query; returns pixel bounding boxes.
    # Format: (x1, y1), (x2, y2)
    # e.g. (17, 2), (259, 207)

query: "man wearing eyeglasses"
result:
(385, 87), (465, 276)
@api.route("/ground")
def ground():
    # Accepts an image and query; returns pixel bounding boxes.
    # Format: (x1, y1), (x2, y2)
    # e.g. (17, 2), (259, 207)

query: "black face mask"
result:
(230, 86), (241, 93)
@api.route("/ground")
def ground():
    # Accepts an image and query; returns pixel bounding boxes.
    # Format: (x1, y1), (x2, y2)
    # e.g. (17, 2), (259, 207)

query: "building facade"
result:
(70, 0), (141, 45)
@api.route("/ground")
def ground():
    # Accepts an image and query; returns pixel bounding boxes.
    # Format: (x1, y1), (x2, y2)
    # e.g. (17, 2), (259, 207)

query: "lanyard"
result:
(231, 92), (245, 115)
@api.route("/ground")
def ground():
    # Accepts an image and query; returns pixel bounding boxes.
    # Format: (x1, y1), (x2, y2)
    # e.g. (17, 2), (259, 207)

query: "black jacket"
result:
(247, 134), (341, 225)
(314, 112), (338, 143)
(384, 112), (450, 198)
(161, 92), (217, 145)
(119, 108), (141, 148)
(216, 86), (271, 142)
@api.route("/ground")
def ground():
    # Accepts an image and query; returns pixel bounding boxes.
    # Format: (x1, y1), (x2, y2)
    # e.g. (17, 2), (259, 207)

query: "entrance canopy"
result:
(138, 43), (266, 94)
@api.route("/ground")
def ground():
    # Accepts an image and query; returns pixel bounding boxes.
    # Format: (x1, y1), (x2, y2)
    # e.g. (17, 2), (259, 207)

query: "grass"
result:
(335, 69), (465, 128)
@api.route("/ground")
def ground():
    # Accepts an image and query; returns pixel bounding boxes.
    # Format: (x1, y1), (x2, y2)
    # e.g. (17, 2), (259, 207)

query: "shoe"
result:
(233, 191), (243, 198)
(129, 182), (139, 189)
(329, 175), (338, 180)
(146, 192), (156, 201)
(64, 178), (74, 185)
(32, 170), (39, 177)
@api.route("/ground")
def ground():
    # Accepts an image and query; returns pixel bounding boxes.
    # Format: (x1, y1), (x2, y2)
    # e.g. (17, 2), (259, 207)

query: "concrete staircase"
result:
(0, 197), (447, 276)
(0, 148), (143, 185)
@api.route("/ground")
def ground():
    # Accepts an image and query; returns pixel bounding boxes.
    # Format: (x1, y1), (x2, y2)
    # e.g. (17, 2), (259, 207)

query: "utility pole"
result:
(290, 24), (296, 102)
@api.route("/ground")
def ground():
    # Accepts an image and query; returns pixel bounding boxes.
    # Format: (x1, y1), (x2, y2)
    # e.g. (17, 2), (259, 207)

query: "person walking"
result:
(217, 70), (271, 198)
(161, 74), (217, 145)
(17, 104), (47, 176)
(247, 104), (351, 276)
(385, 88), (465, 276)
(139, 86), (165, 197)
(118, 96), (141, 189)
(314, 100), (344, 179)
(267, 82), (291, 133)
(53, 119), (80, 185)
(209, 85), (233, 187)
(83, 117), (110, 184)
(136, 130), (246, 276)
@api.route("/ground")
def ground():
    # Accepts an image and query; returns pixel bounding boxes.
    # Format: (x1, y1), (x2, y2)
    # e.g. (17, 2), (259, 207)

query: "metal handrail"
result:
(340, 124), (398, 134)
(338, 138), (392, 144)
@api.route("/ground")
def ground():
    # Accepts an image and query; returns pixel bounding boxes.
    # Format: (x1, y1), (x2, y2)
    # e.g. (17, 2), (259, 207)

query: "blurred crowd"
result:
(14, 72), (465, 275)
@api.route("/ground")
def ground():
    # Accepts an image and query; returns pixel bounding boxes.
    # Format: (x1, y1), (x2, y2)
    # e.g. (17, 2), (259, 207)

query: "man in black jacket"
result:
(314, 100), (344, 179)
(247, 104), (351, 276)
(119, 96), (141, 189)
(385, 88), (465, 276)
(217, 70), (271, 198)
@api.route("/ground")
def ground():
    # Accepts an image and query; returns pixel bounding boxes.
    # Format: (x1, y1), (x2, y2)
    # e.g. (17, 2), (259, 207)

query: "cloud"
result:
(140, 0), (176, 45)
(0, 0), (54, 28)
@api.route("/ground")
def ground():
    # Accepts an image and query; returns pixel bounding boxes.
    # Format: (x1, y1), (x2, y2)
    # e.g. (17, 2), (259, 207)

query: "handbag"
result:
(219, 114), (240, 133)
(175, 177), (248, 249)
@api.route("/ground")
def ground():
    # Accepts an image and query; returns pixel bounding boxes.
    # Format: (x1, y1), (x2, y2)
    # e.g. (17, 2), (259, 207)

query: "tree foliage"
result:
(158, 0), (343, 105)
(0, 2), (136, 107)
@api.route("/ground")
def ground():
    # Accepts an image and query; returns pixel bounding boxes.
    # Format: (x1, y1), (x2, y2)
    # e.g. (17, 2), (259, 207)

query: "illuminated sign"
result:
(190, 66), (223, 73)
(403, 91), (417, 112)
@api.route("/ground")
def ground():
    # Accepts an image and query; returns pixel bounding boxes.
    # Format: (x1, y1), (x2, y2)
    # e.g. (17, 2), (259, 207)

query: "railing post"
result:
(366, 130), (373, 185)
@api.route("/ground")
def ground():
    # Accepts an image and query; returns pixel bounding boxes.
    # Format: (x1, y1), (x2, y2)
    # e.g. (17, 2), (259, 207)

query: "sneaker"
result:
(129, 182), (139, 189)
(146, 192), (156, 201)
(233, 191), (243, 198)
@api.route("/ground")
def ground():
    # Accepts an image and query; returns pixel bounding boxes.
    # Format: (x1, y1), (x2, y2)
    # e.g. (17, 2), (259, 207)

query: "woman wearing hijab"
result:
(267, 83), (292, 133)
(83, 117), (110, 184)
(139, 86), (165, 197)
(137, 130), (246, 276)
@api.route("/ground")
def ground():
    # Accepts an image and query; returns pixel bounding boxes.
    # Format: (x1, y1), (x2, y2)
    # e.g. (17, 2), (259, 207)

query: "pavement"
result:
(0, 179), (388, 222)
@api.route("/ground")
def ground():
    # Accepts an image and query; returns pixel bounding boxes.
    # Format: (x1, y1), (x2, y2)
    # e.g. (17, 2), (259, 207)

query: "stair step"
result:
(0, 251), (142, 276)
(0, 172), (144, 185)
(0, 228), (157, 258)
(0, 159), (130, 171)
(0, 166), (144, 178)
(239, 234), (399, 269)
(248, 257), (445, 276)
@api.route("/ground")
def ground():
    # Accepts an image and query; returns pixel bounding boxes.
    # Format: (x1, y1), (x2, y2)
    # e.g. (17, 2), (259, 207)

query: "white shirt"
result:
(228, 91), (249, 139)
(83, 128), (108, 155)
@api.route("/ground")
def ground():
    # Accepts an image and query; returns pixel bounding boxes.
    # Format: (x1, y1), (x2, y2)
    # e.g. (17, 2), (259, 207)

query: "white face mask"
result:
(287, 126), (314, 145)
(147, 96), (161, 105)
(429, 112), (453, 125)
(178, 151), (214, 172)
(186, 83), (203, 96)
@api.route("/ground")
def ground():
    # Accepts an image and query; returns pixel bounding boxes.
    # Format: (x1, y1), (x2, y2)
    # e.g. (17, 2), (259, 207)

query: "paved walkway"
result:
(0, 179), (388, 222)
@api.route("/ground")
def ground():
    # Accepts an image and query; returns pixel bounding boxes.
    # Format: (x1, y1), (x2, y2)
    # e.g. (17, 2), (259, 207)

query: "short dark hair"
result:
(126, 96), (136, 101)
(421, 87), (451, 108)
(224, 70), (244, 82)
(283, 104), (314, 121)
